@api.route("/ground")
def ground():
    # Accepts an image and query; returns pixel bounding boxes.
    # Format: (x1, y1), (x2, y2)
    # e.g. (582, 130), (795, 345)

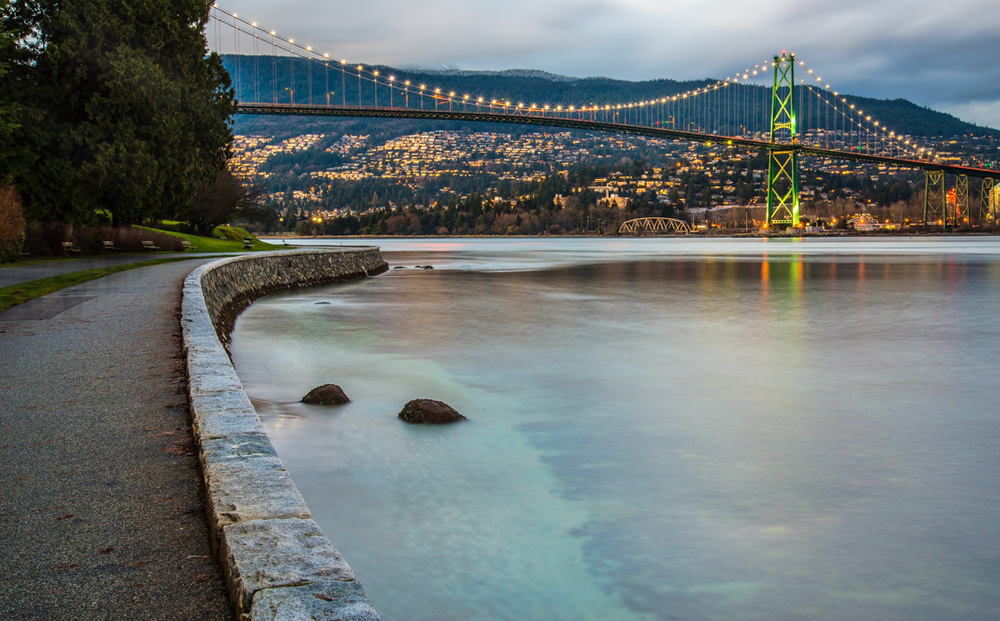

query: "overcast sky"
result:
(219, 0), (1000, 130)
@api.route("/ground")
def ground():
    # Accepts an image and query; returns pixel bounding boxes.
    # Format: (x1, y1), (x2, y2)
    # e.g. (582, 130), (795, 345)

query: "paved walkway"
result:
(0, 259), (233, 620)
(0, 253), (217, 289)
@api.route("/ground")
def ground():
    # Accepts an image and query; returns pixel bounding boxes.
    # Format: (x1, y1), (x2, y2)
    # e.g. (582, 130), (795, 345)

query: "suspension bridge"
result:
(209, 5), (1000, 229)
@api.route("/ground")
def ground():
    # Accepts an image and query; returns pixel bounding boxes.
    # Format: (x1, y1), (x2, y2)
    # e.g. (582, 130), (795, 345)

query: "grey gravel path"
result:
(0, 259), (233, 620)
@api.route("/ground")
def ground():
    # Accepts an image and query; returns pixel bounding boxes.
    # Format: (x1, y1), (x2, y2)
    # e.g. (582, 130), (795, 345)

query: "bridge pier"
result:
(982, 178), (997, 227)
(924, 169), (947, 229)
(956, 174), (970, 227)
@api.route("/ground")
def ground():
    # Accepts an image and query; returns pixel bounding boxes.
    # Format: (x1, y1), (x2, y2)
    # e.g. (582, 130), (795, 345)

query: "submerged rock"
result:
(398, 399), (467, 424)
(302, 384), (350, 406)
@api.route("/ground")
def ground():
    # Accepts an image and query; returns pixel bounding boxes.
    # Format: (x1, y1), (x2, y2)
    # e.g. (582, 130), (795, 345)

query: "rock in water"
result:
(398, 399), (467, 424)
(302, 384), (350, 406)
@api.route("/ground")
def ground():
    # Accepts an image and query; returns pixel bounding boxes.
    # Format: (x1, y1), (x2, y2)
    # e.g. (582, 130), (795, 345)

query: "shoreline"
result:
(259, 229), (1000, 240)
(181, 248), (387, 620)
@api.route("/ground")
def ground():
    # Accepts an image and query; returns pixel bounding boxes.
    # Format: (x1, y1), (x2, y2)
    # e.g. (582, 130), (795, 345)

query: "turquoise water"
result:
(233, 237), (1000, 620)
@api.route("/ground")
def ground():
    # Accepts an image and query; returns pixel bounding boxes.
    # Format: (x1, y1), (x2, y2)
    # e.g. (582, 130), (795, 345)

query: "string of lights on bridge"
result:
(210, 4), (938, 164)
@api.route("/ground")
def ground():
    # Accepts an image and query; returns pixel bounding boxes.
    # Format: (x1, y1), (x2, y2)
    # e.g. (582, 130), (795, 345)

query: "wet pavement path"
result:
(0, 259), (233, 620)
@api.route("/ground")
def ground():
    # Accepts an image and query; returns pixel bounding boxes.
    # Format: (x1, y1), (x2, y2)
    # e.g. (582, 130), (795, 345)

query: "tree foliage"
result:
(0, 180), (26, 261)
(0, 0), (234, 225)
(186, 168), (264, 236)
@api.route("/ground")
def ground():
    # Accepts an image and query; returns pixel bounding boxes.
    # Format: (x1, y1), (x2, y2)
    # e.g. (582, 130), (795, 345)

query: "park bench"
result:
(181, 240), (194, 251)
(61, 241), (82, 256)
(141, 240), (160, 251)
(103, 240), (121, 254)
(243, 237), (253, 250)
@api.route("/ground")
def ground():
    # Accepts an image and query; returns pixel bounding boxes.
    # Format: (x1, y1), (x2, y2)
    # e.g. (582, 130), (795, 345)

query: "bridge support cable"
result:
(924, 170), (947, 228)
(766, 53), (800, 227)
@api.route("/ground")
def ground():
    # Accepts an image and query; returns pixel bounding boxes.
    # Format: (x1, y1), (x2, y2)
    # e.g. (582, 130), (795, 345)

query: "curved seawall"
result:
(180, 248), (388, 620)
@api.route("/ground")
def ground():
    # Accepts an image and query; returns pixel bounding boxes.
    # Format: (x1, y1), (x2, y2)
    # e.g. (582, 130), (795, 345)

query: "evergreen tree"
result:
(0, 0), (234, 225)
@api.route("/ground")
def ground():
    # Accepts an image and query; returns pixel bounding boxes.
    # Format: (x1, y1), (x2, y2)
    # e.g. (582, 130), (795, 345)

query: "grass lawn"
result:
(0, 257), (196, 313)
(135, 226), (280, 253)
(0, 227), (280, 312)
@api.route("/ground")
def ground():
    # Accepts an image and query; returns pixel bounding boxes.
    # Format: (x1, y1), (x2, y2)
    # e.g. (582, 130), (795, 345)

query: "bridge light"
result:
(463, 94), (469, 100)
(306, 46), (312, 51)
(340, 59), (346, 65)
(478, 97), (484, 103)
(357, 65), (362, 71)
(271, 31), (276, 35)
(288, 38), (293, 43)
(389, 75), (395, 81)
(323, 53), (329, 58)
(251, 22), (257, 27)
(449, 91), (455, 97)
(373, 70), (378, 76)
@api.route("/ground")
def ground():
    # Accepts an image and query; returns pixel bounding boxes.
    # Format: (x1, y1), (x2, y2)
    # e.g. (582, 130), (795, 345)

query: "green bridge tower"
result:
(766, 52), (800, 228)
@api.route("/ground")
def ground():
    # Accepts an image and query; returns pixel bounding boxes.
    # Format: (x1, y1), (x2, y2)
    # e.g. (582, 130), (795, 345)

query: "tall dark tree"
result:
(186, 168), (264, 236)
(0, 0), (234, 225)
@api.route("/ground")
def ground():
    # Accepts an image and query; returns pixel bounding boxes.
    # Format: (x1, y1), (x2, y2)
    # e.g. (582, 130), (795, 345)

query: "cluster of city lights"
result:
(211, 5), (937, 163)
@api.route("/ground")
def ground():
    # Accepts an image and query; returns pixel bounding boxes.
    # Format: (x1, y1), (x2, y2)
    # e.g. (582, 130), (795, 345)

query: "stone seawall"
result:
(180, 248), (388, 620)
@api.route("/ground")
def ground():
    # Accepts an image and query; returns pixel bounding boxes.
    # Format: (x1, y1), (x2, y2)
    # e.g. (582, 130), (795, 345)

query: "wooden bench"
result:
(243, 237), (253, 250)
(140, 240), (160, 251)
(103, 240), (121, 254)
(61, 241), (82, 256)
(181, 240), (194, 251)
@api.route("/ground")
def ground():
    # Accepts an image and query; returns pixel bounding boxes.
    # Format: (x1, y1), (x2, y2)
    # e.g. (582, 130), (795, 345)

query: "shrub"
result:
(212, 225), (252, 242)
(21, 223), (183, 255)
(0, 182), (26, 262)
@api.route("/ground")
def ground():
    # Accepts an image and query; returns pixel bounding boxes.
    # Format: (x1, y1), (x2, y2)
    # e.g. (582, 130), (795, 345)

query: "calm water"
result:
(232, 237), (1000, 621)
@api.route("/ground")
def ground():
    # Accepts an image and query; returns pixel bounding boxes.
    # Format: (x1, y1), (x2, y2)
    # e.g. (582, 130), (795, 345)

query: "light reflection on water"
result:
(235, 237), (1000, 620)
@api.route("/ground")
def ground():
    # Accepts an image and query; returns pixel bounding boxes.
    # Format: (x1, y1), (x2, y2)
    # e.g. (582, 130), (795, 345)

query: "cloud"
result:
(222, 0), (1000, 118)
(939, 100), (1000, 131)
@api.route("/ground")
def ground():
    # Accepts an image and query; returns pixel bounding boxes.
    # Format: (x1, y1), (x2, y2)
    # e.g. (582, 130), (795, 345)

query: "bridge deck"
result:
(235, 103), (1000, 179)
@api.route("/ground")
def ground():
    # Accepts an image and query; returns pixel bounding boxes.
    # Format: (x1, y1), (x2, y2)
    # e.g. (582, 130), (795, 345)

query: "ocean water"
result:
(232, 237), (1000, 620)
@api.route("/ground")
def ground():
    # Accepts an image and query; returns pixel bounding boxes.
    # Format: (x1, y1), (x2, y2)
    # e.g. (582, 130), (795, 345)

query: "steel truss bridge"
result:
(618, 218), (692, 235)
(212, 6), (1000, 229)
